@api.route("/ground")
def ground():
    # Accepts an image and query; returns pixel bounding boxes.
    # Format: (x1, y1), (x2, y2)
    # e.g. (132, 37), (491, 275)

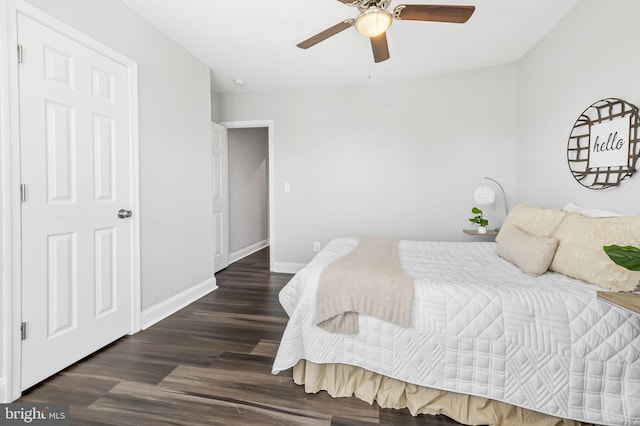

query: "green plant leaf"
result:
(471, 207), (482, 215)
(603, 245), (640, 271)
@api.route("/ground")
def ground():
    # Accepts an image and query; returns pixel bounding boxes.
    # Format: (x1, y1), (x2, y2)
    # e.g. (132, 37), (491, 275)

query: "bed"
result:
(271, 205), (640, 426)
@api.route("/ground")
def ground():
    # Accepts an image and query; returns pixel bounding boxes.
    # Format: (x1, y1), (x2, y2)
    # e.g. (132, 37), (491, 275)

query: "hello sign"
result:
(589, 118), (629, 168)
(567, 98), (640, 189)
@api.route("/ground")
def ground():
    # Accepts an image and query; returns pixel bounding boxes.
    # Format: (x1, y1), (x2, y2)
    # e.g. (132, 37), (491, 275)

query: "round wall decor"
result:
(567, 98), (640, 189)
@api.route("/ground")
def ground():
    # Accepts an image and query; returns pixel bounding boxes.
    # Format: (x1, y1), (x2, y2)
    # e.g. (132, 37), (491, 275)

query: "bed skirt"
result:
(292, 360), (579, 426)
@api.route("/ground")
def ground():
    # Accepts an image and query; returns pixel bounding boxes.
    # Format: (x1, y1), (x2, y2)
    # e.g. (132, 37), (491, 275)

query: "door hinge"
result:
(17, 44), (23, 63)
(20, 322), (27, 340)
(20, 184), (26, 202)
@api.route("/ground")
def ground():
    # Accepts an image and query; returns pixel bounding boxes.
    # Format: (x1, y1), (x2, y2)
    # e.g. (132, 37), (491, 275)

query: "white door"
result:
(212, 122), (229, 272)
(18, 14), (134, 390)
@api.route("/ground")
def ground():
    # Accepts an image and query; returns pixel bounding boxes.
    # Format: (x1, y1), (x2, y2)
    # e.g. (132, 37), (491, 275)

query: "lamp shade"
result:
(355, 7), (392, 37)
(474, 185), (495, 206)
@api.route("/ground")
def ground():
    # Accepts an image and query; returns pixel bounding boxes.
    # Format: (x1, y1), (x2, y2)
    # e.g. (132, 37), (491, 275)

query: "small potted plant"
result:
(603, 245), (640, 271)
(469, 207), (489, 234)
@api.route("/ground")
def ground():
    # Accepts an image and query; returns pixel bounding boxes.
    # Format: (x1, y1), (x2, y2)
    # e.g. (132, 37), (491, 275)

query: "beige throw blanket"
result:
(316, 238), (414, 334)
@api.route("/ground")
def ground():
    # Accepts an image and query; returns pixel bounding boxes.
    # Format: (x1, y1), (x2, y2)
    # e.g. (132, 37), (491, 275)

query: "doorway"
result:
(228, 127), (269, 263)
(220, 121), (274, 271)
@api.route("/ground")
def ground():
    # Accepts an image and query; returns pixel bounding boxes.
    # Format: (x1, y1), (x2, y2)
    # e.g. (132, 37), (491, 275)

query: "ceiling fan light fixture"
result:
(355, 7), (392, 37)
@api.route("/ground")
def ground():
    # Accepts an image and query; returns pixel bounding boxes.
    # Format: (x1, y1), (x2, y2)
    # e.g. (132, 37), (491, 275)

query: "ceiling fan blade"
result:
(297, 20), (354, 49)
(370, 33), (390, 63)
(394, 4), (475, 23)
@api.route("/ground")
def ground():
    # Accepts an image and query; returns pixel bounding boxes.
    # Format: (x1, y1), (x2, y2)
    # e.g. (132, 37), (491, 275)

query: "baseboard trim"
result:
(141, 276), (217, 330)
(272, 262), (306, 274)
(229, 239), (269, 264)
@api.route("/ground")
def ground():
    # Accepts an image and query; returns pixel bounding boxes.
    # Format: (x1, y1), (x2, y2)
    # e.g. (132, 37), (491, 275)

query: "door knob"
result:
(117, 209), (132, 219)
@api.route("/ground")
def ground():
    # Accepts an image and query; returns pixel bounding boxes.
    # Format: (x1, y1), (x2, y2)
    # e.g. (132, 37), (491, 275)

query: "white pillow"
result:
(562, 201), (625, 218)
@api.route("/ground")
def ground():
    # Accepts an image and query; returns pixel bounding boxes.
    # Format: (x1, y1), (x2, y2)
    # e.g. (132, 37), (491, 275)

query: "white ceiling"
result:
(120, 0), (579, 94)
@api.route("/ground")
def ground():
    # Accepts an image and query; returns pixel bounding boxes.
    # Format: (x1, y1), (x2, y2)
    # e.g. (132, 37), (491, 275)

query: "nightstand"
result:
(597, 292), (640, 314)
(463, 229), (499, 237)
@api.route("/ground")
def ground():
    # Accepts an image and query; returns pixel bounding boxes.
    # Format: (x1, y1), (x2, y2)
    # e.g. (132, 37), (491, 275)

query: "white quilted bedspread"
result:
(272, 238), (640, 426)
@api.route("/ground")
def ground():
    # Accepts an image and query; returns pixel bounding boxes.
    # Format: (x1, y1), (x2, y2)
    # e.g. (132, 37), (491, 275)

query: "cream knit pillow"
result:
(496, 204), (568, 242)
(551, 214), (640, 292)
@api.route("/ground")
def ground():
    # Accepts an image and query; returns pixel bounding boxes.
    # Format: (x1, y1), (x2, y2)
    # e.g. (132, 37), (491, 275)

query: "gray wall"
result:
(22, 0), (215, 309)
(220, 64), (519, 267)
(211, 89), (220, 122)
(228, 128), (269, 255)
(517, 0), (640, 214)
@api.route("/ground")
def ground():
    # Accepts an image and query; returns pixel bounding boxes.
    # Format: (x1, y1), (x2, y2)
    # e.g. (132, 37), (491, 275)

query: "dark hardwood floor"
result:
(19, 248), (464, 425)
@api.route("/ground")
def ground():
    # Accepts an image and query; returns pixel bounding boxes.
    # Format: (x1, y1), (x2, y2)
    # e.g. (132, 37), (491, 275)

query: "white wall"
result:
(517, 0), (640, 214)
(228, 127), (269, 255)
(220, 64), (519, 266)
(20, 0), (215, 309)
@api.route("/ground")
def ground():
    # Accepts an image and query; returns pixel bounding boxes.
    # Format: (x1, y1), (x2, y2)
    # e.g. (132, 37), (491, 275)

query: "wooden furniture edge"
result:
(597, 291), (640, 314)
(463, 229), (499, 237)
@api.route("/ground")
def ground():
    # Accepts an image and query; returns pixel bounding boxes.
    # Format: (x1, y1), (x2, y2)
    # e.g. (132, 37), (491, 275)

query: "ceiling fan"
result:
(297, 1), (475, 63)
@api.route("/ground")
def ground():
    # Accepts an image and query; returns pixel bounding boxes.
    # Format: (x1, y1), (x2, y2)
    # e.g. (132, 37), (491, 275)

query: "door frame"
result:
(220, 120), (275, 271)
(0, 0), (141, 401)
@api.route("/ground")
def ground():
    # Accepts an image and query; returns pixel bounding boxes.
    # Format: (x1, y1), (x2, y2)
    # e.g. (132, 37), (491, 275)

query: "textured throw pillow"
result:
(496, 204), (568, 242)
(496, 225), (559, 276)
(551, 214), (640, 292)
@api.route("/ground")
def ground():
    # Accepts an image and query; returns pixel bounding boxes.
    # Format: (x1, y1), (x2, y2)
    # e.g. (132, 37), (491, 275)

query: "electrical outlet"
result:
(313, 242), (321, 252)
